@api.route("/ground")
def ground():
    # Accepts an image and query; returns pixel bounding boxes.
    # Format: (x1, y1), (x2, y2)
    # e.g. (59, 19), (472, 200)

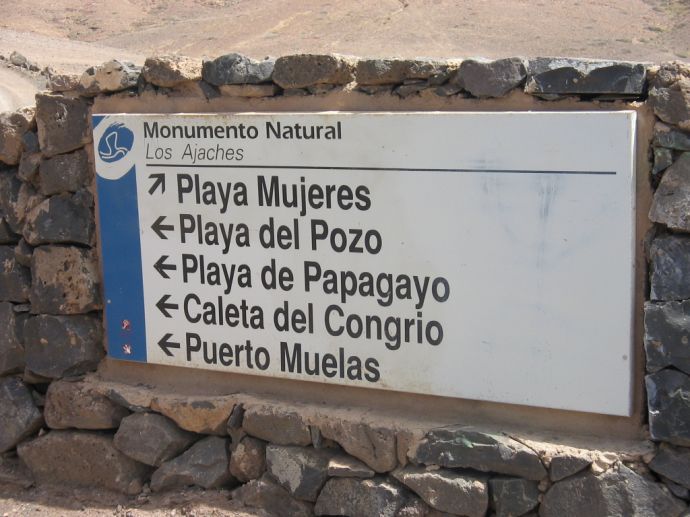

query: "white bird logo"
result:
(100, 129), (130, 161)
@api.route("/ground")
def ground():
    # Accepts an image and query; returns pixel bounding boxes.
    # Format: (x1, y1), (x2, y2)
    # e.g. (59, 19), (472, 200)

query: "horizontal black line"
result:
(145, 163), (616, 175)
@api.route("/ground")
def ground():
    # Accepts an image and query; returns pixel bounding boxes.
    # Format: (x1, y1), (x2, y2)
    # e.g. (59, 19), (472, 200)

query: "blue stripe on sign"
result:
(97, 166), (147, 362)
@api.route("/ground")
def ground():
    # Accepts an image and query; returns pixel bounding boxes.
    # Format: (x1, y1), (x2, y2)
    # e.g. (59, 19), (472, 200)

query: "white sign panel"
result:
(93, 111), (636, 416)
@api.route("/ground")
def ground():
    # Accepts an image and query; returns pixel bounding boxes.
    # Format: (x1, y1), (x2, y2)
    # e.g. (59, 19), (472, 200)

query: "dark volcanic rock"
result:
(649, 234), (690, 301)
(453, 58), (526, 97)
(202, 53), (274, 85)
(650, 444), (690, 490)
(232, 475), (313, 517)
(393, 465), (488, 517)
(541, 463), (685, 517)
(24, 314), (103, 378)
(23, 194), (94, 246)
(549, 453), (592, 482)
(654, 124), (690, 151)
(0, 110), (33, 165)
(645, 301), (690, 374)
(647, 368), (690, 446)
(30, 246), (101, 314)
(314, 477), (406, 517)
(38, 149), (90, 195)
(44, 379), (129, 429)
(650, 153), (690, 233)
(17, 430), (150, 494)
(489, 477), (539, 517)
(229, 436), (266, 482)
(266, 445), (336, 501)
(411, 426), (546, 480)
(525, 59), (646, 97)
(114, 412), (197, 467)
(0, 376), (43, 452)
(0, 301), (26, 375)
(0, 246), (30, 302)
(150, 436), (232, 491)
(35, 94), (91, 157)
(273, 54), (354, 89)
(355, 58), (448, 85)
(649, 78), (690, 129)
(0, 455), (33, 487)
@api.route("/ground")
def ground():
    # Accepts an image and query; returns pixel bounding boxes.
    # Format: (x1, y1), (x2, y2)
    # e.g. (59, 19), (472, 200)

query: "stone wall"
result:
(0, 53), (688, 516)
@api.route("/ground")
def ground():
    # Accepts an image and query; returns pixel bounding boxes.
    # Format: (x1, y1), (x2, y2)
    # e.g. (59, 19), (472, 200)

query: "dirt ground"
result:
(0, 483), (266, 517)
(0, 0), (688, 514)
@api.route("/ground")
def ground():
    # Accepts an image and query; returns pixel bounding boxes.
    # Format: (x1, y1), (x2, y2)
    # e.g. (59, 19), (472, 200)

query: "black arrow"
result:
(153, 255), (176, 279)
(156, 294), (178, 318)
(158, 333), (180, 357)
(151, 216), (174, 240)
(148, 173), (165, 195)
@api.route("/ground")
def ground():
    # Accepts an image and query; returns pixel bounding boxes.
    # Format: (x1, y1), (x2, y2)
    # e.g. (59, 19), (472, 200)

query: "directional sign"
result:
(93, 111), (636, 416)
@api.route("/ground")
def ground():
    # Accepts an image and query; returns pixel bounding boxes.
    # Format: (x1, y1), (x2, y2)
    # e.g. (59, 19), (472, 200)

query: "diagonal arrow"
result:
(148, 173), (165, 195)
(153, 255), (176, 279)
(158, 333), (180, 357)
(156, 294), (178, 318)
(151, 216), (174, 240)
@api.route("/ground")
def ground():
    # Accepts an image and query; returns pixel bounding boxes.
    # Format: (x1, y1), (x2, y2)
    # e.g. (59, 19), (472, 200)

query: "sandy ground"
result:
(0, 0), (688, 514)
(0, 484), (266, 517)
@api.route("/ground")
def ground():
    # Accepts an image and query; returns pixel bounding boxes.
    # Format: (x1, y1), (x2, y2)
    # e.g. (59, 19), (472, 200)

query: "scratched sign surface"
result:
(93, 111), (636, 416)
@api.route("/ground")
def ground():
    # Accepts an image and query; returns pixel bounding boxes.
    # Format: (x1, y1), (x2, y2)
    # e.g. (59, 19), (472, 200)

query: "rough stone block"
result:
(0, 376), (43, 452)
(541, 464), (684, 517)
(355, 59), (448, 86)
(649, 234), (690, 301)
(649, 444), (690, 490)
(393, 466), (488, 517)
(44, 379), (128, 429)
(232, 475), (313, 517)
(0, 455), (33, 488)
(17, 430), (150, 494)
(327, 454), (375, 478)
(549, 453), (591, 482)
(453, 58), (527, 98)
(646, 368), (690, 446)
(114, 412), (197, 466)
(38, 149), (90, 195)
(142, 55), (202, 87)
(650, 153), (690, 232)
(79, 60), (140, 95)
(0, 246), (30, 302)
(645, 301), (690, 374)
(150, 435), (232, 491)
(30, 246), (101, 314)
(653, 147), (674, 175)
(489, 477), (540, 517)
(23, 194), (94, 246)
(319, 418), (397, 473)
(150, 394), (235, 435)
(266, 445), (335, 502)
(36, 94), (91, 157)
(410, 426), (546, 480)
(0, 110), (32, 165)
(649, 78), (690, 130)
(314, 477), (406, 517)
(0, 171), (42, 235)
(654, 124), (690, 151)
(0, 301), (26, 375)
(14, 238), (32, 267)
(229, 436), (266, 482)
(18, 152), (40, 183)
(243, 404), (312, 445)
(202, 53), (274, 85)
(525, 59), (646, 97)
(48, 73), (80, 93)
(273, 54), (354, 89)
(24, 314), (103, 379)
